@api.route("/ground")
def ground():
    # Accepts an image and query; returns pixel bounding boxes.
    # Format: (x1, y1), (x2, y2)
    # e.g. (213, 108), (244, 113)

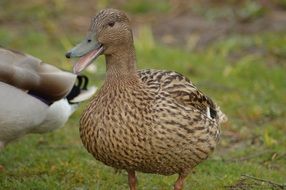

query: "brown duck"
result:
(66, 8), (227, 190)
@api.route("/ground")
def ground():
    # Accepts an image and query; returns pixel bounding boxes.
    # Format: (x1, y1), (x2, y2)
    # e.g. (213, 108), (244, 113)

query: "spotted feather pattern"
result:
(139, 69), (221, 120)
(80, 69), (225, 176)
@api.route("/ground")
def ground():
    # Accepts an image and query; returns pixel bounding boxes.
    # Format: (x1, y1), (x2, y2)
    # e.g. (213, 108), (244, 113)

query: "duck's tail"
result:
(216, 106), (228, 124)
(66, 75), (97, 104)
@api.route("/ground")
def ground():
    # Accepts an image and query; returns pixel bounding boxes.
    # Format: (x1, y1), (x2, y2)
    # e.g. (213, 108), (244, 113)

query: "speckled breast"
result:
(79, 87), (220, 175)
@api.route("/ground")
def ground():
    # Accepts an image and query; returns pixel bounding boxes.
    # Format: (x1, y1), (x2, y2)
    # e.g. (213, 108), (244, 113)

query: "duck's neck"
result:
(105, 43), (137, 82)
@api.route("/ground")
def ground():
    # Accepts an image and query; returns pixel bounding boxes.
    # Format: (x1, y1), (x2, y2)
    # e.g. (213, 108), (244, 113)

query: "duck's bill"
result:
(72, 46), (103, 74)
(65, 33), (103, 74)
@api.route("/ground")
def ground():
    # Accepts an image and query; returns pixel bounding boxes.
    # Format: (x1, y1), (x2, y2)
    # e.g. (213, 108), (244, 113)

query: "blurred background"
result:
(0, 0), (285, 189)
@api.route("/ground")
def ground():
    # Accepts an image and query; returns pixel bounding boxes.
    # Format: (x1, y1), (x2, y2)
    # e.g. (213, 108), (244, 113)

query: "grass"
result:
(0, 1), (286, 189)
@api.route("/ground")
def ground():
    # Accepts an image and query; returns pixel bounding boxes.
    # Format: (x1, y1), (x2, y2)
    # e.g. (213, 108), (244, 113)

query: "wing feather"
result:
(138, 69), (227, 123)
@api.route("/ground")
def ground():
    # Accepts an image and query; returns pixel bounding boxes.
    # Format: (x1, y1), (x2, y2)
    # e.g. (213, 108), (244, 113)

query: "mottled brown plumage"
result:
(67, 8), (227, 190)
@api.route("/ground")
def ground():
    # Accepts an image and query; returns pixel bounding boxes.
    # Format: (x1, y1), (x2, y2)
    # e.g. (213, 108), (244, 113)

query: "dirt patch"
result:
(152, 10), (286, 50)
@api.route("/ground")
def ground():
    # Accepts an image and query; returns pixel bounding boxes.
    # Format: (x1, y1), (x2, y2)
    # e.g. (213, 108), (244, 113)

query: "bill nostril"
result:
(65, 52), (71, 59)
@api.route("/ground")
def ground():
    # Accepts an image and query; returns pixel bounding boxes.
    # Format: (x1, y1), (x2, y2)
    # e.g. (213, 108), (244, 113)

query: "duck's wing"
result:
(0, 47), (40, 90)
(138, 69), (227, 124)
(0, 47), (76, 101)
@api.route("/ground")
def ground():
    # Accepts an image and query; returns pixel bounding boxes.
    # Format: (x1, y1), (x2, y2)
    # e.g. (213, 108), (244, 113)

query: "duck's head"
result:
(66, 8), (132, 74)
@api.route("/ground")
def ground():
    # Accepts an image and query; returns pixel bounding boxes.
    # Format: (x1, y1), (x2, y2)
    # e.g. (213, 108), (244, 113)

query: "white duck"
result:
(0, 47), (97, 150)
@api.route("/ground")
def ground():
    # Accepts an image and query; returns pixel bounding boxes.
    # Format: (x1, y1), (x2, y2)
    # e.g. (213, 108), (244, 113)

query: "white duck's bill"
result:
(73, 46), (104, 74)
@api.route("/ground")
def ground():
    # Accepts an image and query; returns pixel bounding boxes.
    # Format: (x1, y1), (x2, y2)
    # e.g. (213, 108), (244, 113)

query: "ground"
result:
(0, 0), (285, 189)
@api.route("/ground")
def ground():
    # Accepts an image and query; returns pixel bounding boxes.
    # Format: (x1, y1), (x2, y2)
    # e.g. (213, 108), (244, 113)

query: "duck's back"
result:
(80, 69), (225, 175)
(0, 47), (76, 102)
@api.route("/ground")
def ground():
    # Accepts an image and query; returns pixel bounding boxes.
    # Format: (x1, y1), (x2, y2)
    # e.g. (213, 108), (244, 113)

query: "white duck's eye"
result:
(108, 21), (115, 27)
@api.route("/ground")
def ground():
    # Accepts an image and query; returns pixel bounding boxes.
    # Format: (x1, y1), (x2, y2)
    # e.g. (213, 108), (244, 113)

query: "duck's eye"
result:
(108, 21), (115, 27)
(87, 39), (92, 43)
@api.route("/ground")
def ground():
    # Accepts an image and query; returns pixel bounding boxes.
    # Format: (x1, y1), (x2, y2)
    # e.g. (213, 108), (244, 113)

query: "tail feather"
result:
(66, 75), (97, 104)
(216, 106), (228, 124)
(69, 86), (97, 103)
